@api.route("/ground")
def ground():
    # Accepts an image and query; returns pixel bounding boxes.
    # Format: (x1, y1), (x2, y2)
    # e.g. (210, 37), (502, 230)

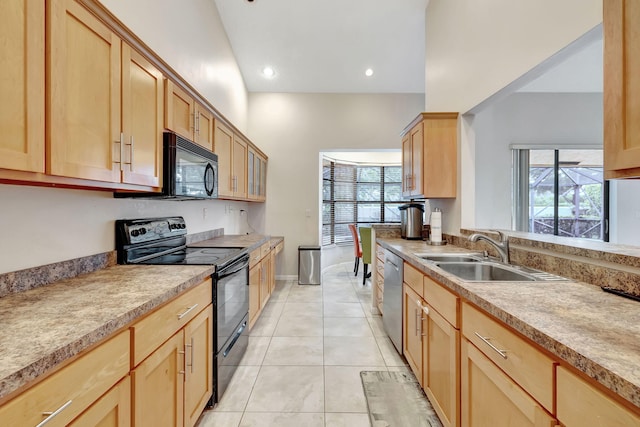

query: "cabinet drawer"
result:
(423, 276), (458, 328)
(557, 366), (640, 426)
(404, 262), (423, 296)
(462, 302), (555, 412)
(249, 248), (261, 268)
(0, 330), (129, 427)
(274, 240), (284, 255)
(260, 241), (271, 259)
(131, 279), (212, 366)
(376, 244), (385, 262)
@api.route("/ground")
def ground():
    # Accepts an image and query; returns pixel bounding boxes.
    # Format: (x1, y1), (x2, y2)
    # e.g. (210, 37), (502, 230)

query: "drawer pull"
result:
(186, 337), (194, 373)
(37, 400), (72, 427)
(177, 304), (199, 320)
(474, 332), (508, 359)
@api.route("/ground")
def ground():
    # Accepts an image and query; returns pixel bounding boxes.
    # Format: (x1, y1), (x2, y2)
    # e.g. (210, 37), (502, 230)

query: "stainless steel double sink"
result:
(414, 253), (566, 282)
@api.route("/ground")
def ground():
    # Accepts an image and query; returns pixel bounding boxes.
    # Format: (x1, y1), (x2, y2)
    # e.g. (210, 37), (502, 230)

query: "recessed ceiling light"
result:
(365, 68), (374, 77)
(262, 67), (275, 78)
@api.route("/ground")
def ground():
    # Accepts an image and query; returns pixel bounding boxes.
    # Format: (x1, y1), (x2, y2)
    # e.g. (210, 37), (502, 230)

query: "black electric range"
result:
(115, 216), (249, 406)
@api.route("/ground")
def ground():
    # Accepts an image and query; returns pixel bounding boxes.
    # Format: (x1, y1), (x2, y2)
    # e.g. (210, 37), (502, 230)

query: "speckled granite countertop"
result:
(0, 265), (213, 402)
(377, 237), (640, 411)
(0, 233), (276, 403)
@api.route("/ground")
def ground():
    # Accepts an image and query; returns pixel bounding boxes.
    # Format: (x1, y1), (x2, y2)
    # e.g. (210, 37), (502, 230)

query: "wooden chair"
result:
(348, 224), (372, 285)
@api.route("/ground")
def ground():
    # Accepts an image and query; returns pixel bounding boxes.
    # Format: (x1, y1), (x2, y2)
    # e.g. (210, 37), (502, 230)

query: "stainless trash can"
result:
(298, 245), (321, 285)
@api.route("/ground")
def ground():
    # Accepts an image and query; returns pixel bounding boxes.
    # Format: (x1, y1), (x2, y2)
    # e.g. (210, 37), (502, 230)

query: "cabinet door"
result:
(403, 284), (424, 384)
(0, 0), (44, 173)
(409, 123), (424, 197)
(422, 116), (457, 198)
(69, 376), (131, 427)
(165, 80), (194, 141)
(247, 147), (256, 199)
(233, 135), (248, 199)
(401, 133), (412, 196)
(604, 0), (640, 178)
(249, 264), (261, 328)
(194, 104), (214, 150)
(461, 340), (556, 427)
(121, 45), (163, 187)
(133, 332), (185, 427)
(260, 257), (270, 307)
(47, 0), (121, 182)
(214, 120), (234, 198)
(423, 307), (460, 427)
(269, 249), (276, 294)
(184, 306), (213, 427)
(557, 366), (640, 427)
(258, 153), (267, 200)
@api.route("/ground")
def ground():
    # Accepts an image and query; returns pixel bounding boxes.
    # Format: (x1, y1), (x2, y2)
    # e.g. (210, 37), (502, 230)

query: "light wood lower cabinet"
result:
(557, 366), (640, 427)
(249, 241), (283, 329)
(403, 283), (425, 385)
(69, 375), (131, 427)
(461, 340), (557, 427)
(0, 330), (130, 426)
(133, 330), (185, 427)
(423, 304), (460, 427)
(131, 279), (213, 427)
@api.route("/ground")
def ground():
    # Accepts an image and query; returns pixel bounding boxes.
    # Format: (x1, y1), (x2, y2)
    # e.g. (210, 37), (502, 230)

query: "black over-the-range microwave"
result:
(114, 131), (218, 200)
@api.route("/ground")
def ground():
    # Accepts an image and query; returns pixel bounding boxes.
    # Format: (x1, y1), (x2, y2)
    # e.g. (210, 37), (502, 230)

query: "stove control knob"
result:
(180, 223), (186, 229)
(131, 229), (140, 237)
(140, 228), (147, 235)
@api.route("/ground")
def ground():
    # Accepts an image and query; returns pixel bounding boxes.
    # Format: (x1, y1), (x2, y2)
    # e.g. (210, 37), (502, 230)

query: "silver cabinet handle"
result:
(185, 337), (194, 373)
(177, 304), (199, 320)
(37, 400), (72, 427)
(129, 135), (134, 168)
(114, 132), (124, 170)
(474, 332), (508, 359)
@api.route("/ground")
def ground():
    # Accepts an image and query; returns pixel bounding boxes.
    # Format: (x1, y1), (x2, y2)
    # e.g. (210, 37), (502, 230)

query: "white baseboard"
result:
(276, 274), (298, 281)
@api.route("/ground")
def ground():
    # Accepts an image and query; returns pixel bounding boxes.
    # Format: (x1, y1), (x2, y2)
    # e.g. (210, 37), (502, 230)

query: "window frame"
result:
(322, 159), (402, 246)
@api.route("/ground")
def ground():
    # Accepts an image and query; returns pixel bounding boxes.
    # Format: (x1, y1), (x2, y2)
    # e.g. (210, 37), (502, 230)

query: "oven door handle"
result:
(217, 256), (250, 280)
(223, 320), (247, 357)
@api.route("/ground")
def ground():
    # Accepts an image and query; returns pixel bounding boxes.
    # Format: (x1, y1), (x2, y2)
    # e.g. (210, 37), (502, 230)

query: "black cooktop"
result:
(116, 216), (246, 269)
(135, 246), (244, 266)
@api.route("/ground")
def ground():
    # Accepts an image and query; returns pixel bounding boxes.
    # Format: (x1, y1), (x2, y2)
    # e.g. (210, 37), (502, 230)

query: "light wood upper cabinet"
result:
(400, 113), (458, 198)
(47, 0), (121, 182)
(165, 80), (213, 150)
(214, 119), (234, 198)
(233, 134), (248, 199)
(0, 0), (45, 173)
(214, 119), (248, 199)
(121, 45), (163, 187)
(248, 144), (267, 201)
(604, 0), (640, 179)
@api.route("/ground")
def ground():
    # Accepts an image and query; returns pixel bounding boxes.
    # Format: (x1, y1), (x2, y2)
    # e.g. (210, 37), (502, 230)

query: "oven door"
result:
(215, 254), (250, 353)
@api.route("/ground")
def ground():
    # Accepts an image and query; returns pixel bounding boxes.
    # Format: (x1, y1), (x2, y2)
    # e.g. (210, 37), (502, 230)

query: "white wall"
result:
(0, 1), (252, 275)
(468, 92), (603, 230)
(248, 93), (425, 275)
(100, 0), (248, 130)
(424, 0), (602, 113)
(0, 185), (251, 274)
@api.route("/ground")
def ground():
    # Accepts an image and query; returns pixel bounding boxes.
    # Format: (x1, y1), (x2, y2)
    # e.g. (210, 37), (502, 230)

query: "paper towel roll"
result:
(430, 209), (442, 243)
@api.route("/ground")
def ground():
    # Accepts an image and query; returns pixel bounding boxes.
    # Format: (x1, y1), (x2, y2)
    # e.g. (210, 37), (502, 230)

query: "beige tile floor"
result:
(197, 261), (409, 427)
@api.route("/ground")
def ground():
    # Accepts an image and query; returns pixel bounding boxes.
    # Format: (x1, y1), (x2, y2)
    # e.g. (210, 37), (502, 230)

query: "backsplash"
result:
(0, 252), (116, 298)
(0, 227), (225, 298)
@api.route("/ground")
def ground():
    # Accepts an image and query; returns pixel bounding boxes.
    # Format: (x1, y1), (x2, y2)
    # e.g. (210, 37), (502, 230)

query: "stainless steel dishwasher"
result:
(383, 250), (403, 353)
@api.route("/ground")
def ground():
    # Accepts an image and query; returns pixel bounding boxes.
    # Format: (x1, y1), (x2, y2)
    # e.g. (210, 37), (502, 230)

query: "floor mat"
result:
(360, 370), (443, 427)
